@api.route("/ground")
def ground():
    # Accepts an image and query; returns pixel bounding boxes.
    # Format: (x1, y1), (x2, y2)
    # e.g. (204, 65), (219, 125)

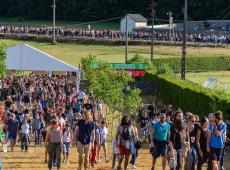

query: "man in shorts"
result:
(150, 113), (170, 170)
(207, 111), (227, 170)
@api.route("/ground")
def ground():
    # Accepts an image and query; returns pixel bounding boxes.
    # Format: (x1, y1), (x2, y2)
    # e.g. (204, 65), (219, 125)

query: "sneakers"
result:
(131, 165), (137, 169)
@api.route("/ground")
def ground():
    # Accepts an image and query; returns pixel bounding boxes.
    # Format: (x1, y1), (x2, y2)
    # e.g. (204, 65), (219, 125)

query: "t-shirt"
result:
(140, 117), (149, 128)
(76, 120), (95, 144)
(74, 102), (82, 111)
(7, 119), (19, 134)
(21, 123), (30, 134)
(152, 121), (170, 142)
(170, 129), (184, 150)
(209, 122), (227, 148)
(118, 125), (135, 149)
(100, 127), (108, 140)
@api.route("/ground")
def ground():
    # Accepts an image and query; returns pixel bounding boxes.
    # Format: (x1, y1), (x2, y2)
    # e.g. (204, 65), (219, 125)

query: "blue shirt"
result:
(76, 120), (95, 144)
(209, 122), (227, 148)
(152, 121), (170, 142)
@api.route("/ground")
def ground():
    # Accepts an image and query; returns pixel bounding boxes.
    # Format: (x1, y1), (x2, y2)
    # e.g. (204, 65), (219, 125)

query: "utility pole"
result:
(150, 0), (154, 62)
(52, 0), (56, 44)
(167, 11), (173, 42)
(181, 0), (187, 80)
(125, 15), (128, 63)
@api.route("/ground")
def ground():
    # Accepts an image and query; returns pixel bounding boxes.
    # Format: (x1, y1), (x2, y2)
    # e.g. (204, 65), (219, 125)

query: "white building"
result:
(120, 14), (147, 33)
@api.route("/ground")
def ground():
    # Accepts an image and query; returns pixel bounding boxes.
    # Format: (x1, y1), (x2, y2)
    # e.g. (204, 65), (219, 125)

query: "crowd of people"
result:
(0, 74), (229, 170)
(137, 104), (230, 170)
(0, 25), (229, 44)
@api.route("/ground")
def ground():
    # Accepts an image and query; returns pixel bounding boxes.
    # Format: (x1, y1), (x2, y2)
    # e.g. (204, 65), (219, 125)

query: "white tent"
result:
(7, 44), (78, 72)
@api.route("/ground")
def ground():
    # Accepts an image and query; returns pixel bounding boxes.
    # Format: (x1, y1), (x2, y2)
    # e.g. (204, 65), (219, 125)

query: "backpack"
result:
(121, 126), (131, 140)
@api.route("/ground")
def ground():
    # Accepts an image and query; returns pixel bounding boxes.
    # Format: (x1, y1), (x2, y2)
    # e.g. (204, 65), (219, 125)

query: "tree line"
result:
(0, 0), (228, 22)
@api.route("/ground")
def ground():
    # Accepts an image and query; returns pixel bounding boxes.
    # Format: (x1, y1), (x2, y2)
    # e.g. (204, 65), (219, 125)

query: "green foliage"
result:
(153, 56), (230, 72)
(81, 56), (142, 114)
(0, 0), (227, 21)
(147, 72), (230, 117)
(0, 42), (7, 77)
(156, 63), (174, 75)
(128, 54), (149, 64)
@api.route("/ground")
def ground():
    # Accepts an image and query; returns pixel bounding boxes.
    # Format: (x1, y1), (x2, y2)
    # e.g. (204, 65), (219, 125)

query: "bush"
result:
(146, 72), (230, 117)
(127, 54), (150, 64)
(153, 56), (230, 72)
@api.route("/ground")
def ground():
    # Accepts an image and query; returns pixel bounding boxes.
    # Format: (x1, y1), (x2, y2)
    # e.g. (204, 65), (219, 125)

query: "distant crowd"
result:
(0, 25), (229, 45)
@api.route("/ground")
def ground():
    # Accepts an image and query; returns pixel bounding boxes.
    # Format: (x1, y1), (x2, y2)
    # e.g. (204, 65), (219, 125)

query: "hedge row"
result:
(153, 56), (230, 72)
(146, 72), (230, 117)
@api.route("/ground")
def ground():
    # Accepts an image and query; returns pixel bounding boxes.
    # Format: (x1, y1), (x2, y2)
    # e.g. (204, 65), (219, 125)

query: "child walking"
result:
(97, 120), (109, 162)
(20, 119), (30, 152)
(62, 123), (72, 164)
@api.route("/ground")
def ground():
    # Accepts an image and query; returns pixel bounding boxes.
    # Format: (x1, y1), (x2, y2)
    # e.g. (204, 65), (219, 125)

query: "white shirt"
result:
(78, 91), (85, 100)
(59, 118), (65, 127)
(63, 131), (71, 143)
(21, 123), (30, 134)
(100, 127), (108, 140)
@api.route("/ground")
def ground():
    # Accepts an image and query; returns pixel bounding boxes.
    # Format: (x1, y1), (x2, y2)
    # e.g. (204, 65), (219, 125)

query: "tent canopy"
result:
(7, 44), (78, 72)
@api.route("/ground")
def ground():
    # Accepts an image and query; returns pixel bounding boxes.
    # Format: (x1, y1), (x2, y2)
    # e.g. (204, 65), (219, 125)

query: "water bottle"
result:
(2, 144), (7, 153)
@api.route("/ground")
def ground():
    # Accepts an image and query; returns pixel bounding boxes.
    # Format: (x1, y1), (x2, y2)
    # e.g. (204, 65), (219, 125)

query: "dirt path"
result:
(2, 143), (164, 170)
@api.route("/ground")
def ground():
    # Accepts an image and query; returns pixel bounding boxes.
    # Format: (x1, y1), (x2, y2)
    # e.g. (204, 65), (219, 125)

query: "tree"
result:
(81, 56), (142, 114)
(0, 42), (7, 77)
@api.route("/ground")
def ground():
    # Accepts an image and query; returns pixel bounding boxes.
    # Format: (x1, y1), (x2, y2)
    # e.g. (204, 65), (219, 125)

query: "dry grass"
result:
(2, 143), (161, 170)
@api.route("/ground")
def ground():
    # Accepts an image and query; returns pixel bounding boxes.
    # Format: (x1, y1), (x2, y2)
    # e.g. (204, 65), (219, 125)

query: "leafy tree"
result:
(0, 42), (7, 77)
(81, 56), (142, 114)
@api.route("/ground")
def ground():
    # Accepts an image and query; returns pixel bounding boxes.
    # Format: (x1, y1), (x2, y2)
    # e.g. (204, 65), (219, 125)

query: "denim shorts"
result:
(63, 142), (71, 154)
(8, 133), (17, 141)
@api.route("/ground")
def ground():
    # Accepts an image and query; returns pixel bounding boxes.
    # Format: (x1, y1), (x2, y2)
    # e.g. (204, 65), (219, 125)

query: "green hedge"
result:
(146, 72), (230, 117)
(153, 57), (230, 72)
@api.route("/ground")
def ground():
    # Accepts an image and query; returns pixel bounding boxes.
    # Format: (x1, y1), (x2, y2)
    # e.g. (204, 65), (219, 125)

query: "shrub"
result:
(153, 56), (230, 72)
(146, 72), (230, 117)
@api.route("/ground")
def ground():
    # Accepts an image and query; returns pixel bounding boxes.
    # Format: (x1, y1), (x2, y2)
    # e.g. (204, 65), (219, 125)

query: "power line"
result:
(65, 17), (122, 28)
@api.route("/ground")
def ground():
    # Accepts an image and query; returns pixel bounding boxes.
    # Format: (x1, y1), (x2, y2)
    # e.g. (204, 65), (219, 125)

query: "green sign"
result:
(91, 63), (147, 70)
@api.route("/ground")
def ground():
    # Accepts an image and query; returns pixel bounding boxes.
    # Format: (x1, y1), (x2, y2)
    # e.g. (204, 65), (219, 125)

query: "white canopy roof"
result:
(7, 44), (78, 72)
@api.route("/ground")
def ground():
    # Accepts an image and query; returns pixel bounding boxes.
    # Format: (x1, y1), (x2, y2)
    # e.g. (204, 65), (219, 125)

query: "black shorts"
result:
(210, 147), (223, 161)
(151, 140), (168, 159)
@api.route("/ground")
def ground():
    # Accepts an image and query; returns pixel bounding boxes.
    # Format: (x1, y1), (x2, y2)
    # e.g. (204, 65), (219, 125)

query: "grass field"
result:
(1, 39), (230, 67)
(0, 18), (119, 29)
(186, 71), (230, 92)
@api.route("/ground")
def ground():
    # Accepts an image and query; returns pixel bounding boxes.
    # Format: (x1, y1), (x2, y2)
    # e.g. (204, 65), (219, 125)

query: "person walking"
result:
(45, 115), (62, 170)
(20, 118), (30, 152)
(130, 120), (139, 169)
(32, 113), (42, 147)
(73, 111), (95, 170)
(196, 117), (209, 170)
(116, 115), (135, 170)
(62, 123), (72, 164)
(207, 111), (227, 170)
(97, 120), (109, 163)
(6, 113), (19, 151)
(150, 113), (170, 170)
